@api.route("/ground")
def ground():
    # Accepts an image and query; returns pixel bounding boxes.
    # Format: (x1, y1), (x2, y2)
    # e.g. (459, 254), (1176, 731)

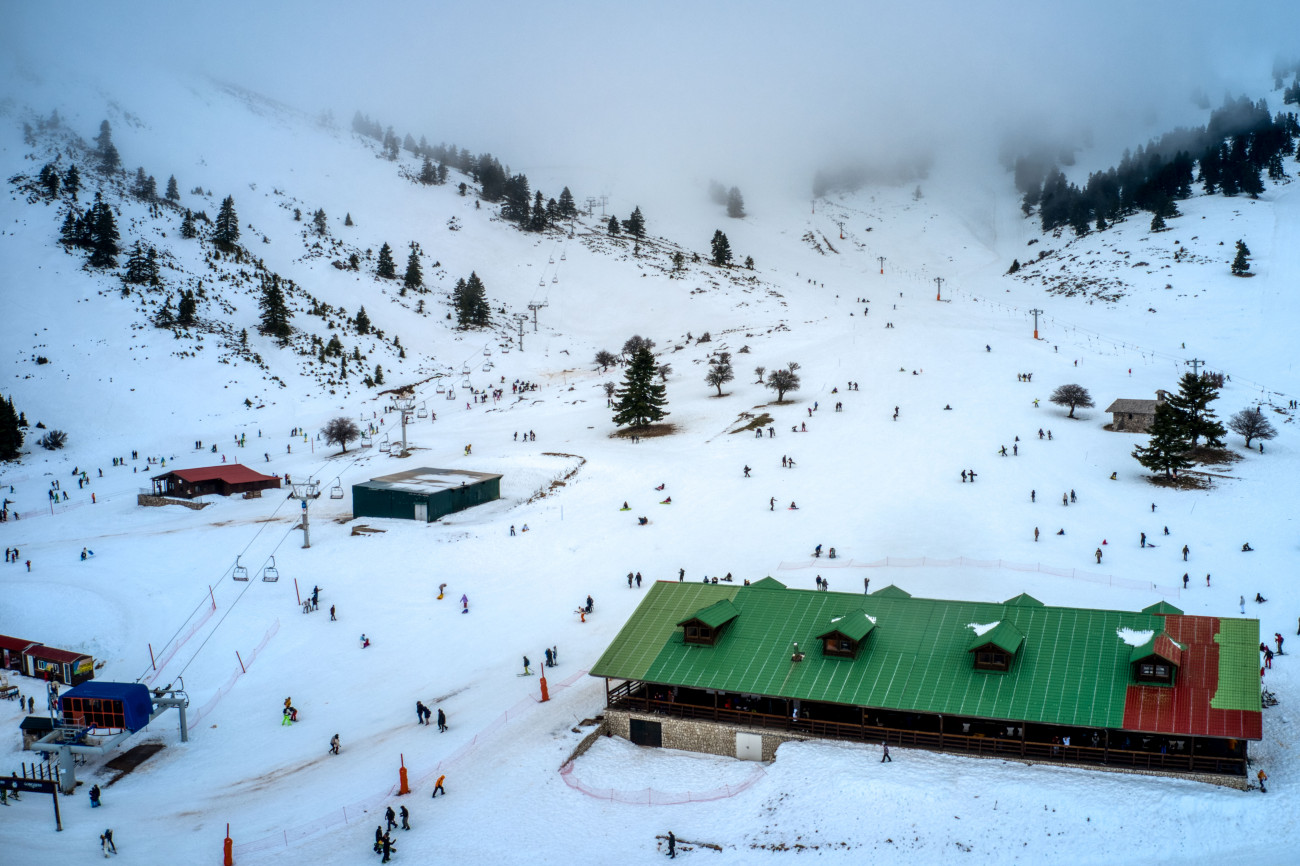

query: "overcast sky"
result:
(6, 1), (1300, 195)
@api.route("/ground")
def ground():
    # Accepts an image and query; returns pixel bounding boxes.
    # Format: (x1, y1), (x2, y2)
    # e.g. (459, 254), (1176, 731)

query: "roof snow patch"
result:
(968, 621), (1000, 637)
(1117, 627), (1154, 647)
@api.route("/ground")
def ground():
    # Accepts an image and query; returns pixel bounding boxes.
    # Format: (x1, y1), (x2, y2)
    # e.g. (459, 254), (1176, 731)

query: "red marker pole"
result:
(224, 823), (234, 866)
(398, 753), (411, 795)
(539, 653), (550, 703)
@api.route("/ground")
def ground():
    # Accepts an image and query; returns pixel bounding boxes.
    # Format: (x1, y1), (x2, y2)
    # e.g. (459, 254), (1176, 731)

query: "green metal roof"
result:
(967, 621), (1025, 655)
(1141, 601), (1184, 616)
(817, 609), (876, 643)
(749, 577), (787, 590)
(871, 584), (912, 599)
(1003, 593), (1045, 608)
(1128, 632), (1183, 665)
(590, 582), (1262, 735)
(678, 599), (741, 630)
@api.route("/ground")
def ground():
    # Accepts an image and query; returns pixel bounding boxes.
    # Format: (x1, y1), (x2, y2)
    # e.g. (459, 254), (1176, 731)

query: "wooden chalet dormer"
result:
(967, 621), (1025, 672)
(816, 610), (876, 659)
(1129, 631), (1183, 686)
(677, 599), (740, 647)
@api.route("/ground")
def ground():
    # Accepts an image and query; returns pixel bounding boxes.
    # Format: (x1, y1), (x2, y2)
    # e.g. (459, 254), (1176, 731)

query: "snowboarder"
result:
(400, 805), (410, 830)
(437, 708), (447, 732)
(432, 774), (446, 797)
(330, 734), (340, 754)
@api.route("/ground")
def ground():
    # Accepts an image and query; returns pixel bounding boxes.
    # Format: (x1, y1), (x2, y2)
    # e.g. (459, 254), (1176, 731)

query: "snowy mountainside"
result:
(1, 67), (1298, 866)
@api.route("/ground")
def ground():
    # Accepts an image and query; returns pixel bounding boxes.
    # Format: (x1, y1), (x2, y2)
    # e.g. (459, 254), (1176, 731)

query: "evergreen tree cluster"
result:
(60, 192), (120, 268)
(1023, 95), (1299, 236)
(123, 240), (160, 285)
(452, 272), (490, 328)
(1132, 373), (1227, 476)
(0, 395), (23, 460)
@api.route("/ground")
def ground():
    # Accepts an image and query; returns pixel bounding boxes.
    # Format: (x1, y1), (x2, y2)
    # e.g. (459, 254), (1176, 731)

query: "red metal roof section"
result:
(164, 465), (279, 484)
(1122, 616), (1262, 740)
(0, 634), (39, 653)
(25, 645), (90, 663)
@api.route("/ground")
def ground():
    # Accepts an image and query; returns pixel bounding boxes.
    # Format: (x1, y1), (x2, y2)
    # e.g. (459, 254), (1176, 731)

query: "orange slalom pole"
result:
(398, 754), (410, 795)
(224, 823), (234, 866)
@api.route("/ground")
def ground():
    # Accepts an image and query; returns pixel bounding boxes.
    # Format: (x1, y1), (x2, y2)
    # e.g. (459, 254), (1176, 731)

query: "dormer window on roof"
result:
(815, 610), (876, 658)
(677, 599), (740, 646)
(967, 621), (1025, 672)
(1129, 631), (1183, 685)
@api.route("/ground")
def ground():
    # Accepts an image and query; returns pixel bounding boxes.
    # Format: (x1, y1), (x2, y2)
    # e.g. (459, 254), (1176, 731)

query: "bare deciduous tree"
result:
(754, 366), (766, 383)
(767, 366), (801, 402)
(1049, 384), (1094, 418)
(1227, 407), (1277, 448)
(321, 417), (361, 453)
(594, 350), (617, 371)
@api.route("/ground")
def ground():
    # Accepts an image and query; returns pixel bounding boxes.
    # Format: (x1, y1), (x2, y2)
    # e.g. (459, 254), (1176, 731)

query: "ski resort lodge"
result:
(591, 580), (1262, 781)
(351, 467), (502, 522)
(149, 464), (282, 499)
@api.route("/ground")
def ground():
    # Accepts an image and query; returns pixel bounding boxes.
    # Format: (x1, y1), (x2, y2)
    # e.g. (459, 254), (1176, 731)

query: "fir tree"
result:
(744, 255), (754, 269)
(312, 209), (328, 235)
(165, 175), (180, 201)
(355, 305), (371, 334)
(38, 163), (61, 198)
(64, 164), (80, 200)
(1150, 212), (1166, 232)
(0, 395), (23, 460)
(1231, 239), (1251, 275)
(726, 186), (745, 218)
(1166, 372), (1226, 447)
(180, 209), (197, 239)
(177, 289), (197, 325)
(420, 155), (438, 185)
(94, 120), (120, 174)
(155, 295), (175, 327)
(258, 274), (292, 342)
(376, 242), (396, 279)
(461, 271), (490, 326)
(403, 243), (423, 290)
(345, 213), (353, 226)
(374, 364), (385, 385)
(623, 206), (646, 239)
(1132, 402), (1194, 477)
(213, 196), (240, 251)
(558, 186), (577, 218)
(530, 190), (548, 232)
(88, 193), (120, 268)
(710, 230), (732, 266)
(123, 241), (158, 284)
(612, 345), (669, 429)
(607, 215), (620, 236)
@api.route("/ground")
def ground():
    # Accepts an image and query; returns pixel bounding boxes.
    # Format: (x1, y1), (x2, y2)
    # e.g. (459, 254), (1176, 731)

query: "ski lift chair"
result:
(361, 431), (372, 446)
(435, 384), (445, 394)
(417, 403), (429, 419)
(329, 479), (344, 500)
(538, 277), (545, 287)
(446, 388), (456, 400)
(262, 557), (279, 582)
(461, 364), (471, 375)
(551, 275), (557, 283)
(560, 251), (566, 261)
(481, 362), (491, 372)
(233, 556), (249, 581)
(460, 378), (471, 389)
(379, 440), (391, 454)
(483, 347), (491, 356)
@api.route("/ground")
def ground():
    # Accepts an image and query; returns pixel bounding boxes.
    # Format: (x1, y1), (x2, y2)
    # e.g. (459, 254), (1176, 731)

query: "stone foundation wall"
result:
(605, 709), (808, 762)
(603, 709), (1248, 788)
(137, 494), (209, 510)
(561, 721), (609, 767)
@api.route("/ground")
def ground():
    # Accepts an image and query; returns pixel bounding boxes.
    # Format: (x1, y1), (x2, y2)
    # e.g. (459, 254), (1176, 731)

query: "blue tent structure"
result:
(59, 682), (154, 732)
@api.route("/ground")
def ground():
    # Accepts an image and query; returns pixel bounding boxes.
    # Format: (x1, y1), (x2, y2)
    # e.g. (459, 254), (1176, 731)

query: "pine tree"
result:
(165, 175), (180, 201)
(355, 305), (371, 334)
(1231, 239), (1251, 275)
(123, 241), (156, 284)
(258, 274), (292, 342)
(312, 209), (328, 235)
(177, 289), (197, 325)
(558, 186), (577, 218)
(420, 155), (437, 185)
(38, 163), (61, 197)
(376, 242), (396, 279)
(612, 345), (669, 429)
(403, 243), (423, 290)
(530, 190), (548, 232)
(64, 164), (80, 200)
(1166, 372), (1226, 447)
(460, 271), (490, 326)
(607, 215), (619, 236)
(180, 209), (197, 239)
(624, 206), (646, 239)
(345, 213), (354, 226)
(374, 364), (385, 385)
(1132, 402), (1194, 477)
(154, 295), (175, 327)
(710, 230), (732, 266)
(0, 395), (23, 460)
(88, 193), (120, 268)
(1150, 212), (1166, 232)
(213, 196), (240, 251)
(726, 186), (746, 218)
(94, 120), (120, 174)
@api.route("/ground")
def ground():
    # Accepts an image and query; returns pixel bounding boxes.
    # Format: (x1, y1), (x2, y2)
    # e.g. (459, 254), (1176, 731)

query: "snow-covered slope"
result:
(1, 68), (1296, 866)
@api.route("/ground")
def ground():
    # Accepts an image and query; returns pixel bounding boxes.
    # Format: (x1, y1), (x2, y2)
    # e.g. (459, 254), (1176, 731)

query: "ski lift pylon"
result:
(233, 556), (249, 581)
(262, 556), (279, 582)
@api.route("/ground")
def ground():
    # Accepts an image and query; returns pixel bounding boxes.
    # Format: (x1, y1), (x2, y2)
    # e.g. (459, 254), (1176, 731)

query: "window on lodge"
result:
(1137, 662), (1173, 683)
(683, 623), (714, 645)
(823, 636), (856, 658)
(974, 650), (1010, 671)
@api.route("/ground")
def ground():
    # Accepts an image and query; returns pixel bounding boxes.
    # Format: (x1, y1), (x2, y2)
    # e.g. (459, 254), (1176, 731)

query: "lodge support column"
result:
(1020, 724), (1026, 757)
(938, 714), (944, 749)
(1104, 729), (1109, 764)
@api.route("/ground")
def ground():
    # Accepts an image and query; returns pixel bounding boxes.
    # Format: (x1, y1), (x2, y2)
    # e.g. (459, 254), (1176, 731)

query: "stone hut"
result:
(1105, 390), (1168, 433)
